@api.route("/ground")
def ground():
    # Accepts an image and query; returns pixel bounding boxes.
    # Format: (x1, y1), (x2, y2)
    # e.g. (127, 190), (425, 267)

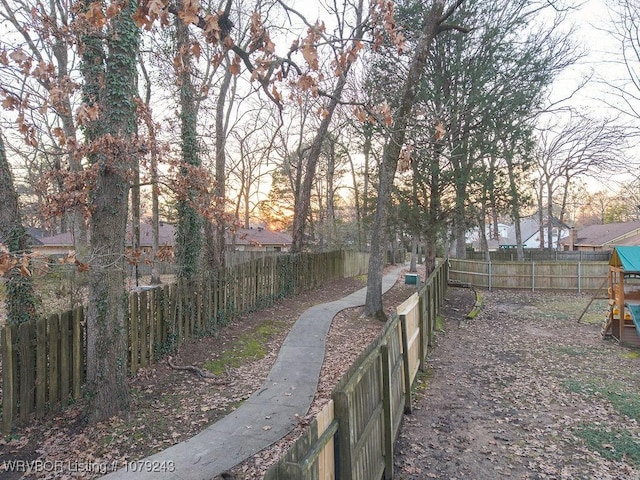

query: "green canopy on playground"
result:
(610, 246), (640, 273)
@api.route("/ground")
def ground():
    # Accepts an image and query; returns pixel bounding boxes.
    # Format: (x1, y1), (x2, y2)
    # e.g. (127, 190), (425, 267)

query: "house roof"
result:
(610, 246), (640, 272)
(230, 227), (292, 247)
(561, 221), (640, 248)
(501, 217), (540, 246)
(133, 222), (176, 247)
(38, 231), (74, 246)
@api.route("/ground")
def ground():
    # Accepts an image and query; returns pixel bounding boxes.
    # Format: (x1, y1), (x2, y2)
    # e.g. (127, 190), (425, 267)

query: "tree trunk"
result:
(505, 152), (524, 261)
(204, 66), (233, 273)
(364, 1), (450, 320)
(326, 141), (336, 248)
(0, 130), (37, 325)
(150, 138), (161, 284)
(479, 202), (490, 261)
(538, 178), (545, 249)
(362, 126), (372, 250)
(175, 10), (202, 279)
(347, 151), (363, 250)
(409, 236), (418, 272)
(291, 77), (349, 253)
(546, 180), (554, 250)
(85, 0), (140, 422)
(131, 155), (141, 286)
(424, 119), (444, 277)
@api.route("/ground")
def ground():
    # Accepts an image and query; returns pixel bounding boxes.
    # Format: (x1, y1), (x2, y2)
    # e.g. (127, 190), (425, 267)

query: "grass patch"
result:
(203, 320), (282, 375)
(621, 350), (640, 360)
(412, 368), (434, 396)
(435, 315), (445, 332)
(562, 379), (640, 421)
(562, 378), (600, 395)
(558, 346), (591, 357)
(575, 426), (640, 465)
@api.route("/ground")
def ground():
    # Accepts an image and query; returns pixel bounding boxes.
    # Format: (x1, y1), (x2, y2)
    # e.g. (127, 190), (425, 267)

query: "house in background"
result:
(33, 231), (75, 256)
(31, 223), (292, 256)
(559, 221), (640, 251)
(32, 222), (176, 256)
(466, 223), (510, 252)
(499, 216), (571, 250)
(228, 227), (292, 252)
(467, 215), (571, 251)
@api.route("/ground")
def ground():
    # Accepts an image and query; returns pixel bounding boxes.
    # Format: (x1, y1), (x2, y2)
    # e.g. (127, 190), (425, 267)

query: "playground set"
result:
(603, 246), (640, 347)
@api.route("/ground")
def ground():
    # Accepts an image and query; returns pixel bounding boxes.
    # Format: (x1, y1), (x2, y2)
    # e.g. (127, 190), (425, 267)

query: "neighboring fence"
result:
(448, 258), (609, 291)
(265, 261), (448, 480)
(466, 250), (611, 262)
(1, 250), (370, 433)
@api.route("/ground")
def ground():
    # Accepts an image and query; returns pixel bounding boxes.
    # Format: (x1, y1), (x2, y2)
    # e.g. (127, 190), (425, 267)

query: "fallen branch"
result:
(167, 355), (230, 384)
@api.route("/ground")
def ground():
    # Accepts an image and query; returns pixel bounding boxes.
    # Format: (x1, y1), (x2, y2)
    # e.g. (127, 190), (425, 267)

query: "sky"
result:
(554, 0), (621, 112)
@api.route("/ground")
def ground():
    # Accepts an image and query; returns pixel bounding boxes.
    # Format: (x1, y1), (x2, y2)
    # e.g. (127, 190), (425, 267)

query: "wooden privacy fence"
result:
(465, 250), (610, 262)
(448, 259), (610, 292)
(265, 261), (448, 480)
(1, 250), (369, 433)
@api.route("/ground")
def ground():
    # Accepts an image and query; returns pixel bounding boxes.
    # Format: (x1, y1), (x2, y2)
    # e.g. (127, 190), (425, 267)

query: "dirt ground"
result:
(394, 287), (640, 480)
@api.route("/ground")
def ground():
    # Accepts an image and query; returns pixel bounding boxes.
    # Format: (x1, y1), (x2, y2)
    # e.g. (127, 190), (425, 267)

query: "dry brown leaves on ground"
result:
(395, 288), (640, 480)
(0, 272), (415, 480)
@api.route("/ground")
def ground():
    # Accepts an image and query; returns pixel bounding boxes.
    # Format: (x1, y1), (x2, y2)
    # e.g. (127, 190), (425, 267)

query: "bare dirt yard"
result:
(395, 288), (640, 480)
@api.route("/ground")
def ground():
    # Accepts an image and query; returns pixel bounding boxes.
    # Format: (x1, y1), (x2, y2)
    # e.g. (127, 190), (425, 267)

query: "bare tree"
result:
(277, 0), (369, 252)
(535, 113), (629, 247)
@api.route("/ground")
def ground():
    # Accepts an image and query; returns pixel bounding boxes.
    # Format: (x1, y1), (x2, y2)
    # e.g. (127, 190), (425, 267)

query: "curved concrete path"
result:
(102, 267), (403, 479)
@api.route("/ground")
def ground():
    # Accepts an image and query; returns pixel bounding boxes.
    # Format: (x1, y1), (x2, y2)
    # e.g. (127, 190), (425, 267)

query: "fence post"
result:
(36, 318), (47, 418)
(488, 261), (492, 291)
(418, 292), (426, 371)
(399, 314), (412, 414)
(381, 344), (394, 480)
(130, 292), (139, 375)
(333, 390), (353, 480)
(578, 262), (582, 293)
(140, 290), (148, 368)
(532, 262), (535, 292)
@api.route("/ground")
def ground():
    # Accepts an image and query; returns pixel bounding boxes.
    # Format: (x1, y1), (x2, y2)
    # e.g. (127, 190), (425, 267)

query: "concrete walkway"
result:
(102, 268), (402, 480)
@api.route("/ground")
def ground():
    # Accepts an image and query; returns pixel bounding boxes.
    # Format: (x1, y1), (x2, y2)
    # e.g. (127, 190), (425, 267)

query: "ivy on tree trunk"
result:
(83, 0), (140, 422)
(175, 9), (202, 280)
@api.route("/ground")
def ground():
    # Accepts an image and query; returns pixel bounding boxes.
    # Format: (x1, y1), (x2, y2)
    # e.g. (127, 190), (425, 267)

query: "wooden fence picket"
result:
(36, 317), (47, 418)
(49, 314), (60, 407)
(60, 311), (72, 403)
(72, 307), (83, 400)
